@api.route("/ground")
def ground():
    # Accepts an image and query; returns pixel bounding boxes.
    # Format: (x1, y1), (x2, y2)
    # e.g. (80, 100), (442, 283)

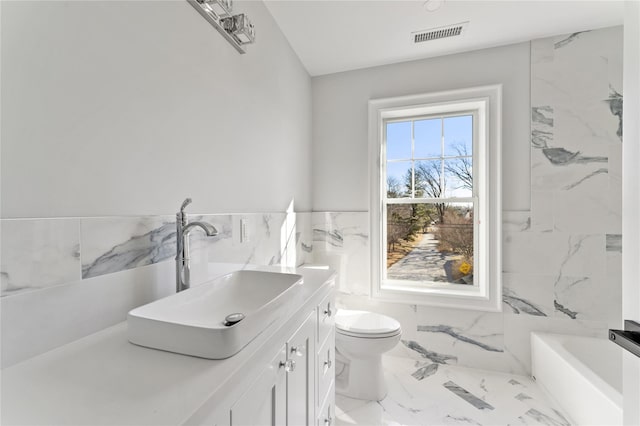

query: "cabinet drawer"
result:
(317, 292), (334, 347)
(316, 382), (335, 426)
(317, 329), (334, 408)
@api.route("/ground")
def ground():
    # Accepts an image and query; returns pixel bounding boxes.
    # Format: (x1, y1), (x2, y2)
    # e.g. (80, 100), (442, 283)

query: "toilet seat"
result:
(335, 310), (401, 339)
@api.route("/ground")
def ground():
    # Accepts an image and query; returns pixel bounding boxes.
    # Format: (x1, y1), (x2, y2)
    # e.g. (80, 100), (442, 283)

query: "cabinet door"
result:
(287, 311), (316, 426)
(231, 344), (287, 426)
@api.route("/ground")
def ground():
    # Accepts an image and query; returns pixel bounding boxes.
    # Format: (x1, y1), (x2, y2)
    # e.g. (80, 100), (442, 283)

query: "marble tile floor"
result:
(335, 355), (572, 426)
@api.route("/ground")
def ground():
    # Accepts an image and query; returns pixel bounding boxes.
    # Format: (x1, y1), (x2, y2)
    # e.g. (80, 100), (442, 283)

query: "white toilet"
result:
(334, 309), (402, 401)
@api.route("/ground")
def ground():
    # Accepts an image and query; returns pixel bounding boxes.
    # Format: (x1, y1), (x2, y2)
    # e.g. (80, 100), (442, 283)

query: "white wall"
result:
(312, 42), (531, 212)
(623, 1), (640, 424)
(1, 0), (312, 218)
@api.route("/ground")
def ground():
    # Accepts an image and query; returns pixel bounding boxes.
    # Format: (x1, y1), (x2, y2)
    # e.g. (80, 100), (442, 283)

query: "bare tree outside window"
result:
(414, 161), (446, 224)
(444, 144), (473, 191)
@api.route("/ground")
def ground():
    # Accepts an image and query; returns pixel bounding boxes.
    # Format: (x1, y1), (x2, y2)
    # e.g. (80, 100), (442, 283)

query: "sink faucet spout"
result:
(175, 198), (218, 293)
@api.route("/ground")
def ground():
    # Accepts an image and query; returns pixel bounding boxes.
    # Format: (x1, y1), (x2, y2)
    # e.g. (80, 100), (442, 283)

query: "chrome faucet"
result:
(176, 198), (218, 292)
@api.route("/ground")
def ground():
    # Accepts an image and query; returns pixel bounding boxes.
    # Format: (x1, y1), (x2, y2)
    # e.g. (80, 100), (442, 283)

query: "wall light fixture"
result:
(187, 0), (255, 54)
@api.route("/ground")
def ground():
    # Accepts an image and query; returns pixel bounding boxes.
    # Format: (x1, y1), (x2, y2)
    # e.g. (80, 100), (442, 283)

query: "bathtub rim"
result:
(531, 332), (623, 410)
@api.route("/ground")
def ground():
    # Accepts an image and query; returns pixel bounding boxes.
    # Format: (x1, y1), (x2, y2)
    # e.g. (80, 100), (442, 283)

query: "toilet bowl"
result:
(334, 309), (402, 401)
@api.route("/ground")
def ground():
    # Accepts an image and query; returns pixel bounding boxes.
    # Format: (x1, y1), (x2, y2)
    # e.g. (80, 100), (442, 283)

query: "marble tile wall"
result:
(312, 212), (370, 295)
(1, 212), (313, 298)
(0, 211), (313, 367)
(317, 27), (623, 375)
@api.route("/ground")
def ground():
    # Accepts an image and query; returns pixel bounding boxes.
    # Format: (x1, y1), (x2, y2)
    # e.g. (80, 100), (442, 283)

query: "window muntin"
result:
(383, 113), (477, 288)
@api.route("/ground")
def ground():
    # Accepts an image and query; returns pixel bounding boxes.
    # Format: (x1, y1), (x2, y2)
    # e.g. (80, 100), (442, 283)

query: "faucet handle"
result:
(180, 198), (192, 214)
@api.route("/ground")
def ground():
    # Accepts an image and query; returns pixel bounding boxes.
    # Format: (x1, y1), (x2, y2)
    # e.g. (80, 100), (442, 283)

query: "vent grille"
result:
(412, 22), (468, 43)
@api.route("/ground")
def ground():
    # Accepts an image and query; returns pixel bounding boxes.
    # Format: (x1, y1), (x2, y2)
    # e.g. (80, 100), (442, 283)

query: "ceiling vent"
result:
(412, 21), (468, 44)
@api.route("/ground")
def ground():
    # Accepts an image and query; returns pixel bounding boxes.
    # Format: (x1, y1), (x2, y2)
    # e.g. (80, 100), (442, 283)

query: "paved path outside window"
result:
(387, 233), (459, 282)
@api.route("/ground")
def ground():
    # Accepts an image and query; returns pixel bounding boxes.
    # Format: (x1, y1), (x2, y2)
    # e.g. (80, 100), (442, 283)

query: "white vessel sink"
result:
(127, 270), (304, 359)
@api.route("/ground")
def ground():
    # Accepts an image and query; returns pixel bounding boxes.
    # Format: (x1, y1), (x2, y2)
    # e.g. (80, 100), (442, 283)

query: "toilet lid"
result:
(335, 310), (401, 338)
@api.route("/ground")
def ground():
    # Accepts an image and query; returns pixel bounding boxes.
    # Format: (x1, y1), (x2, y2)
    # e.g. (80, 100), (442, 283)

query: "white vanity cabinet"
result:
(229, 312), (317, 426)
(224, 287), (334, 426)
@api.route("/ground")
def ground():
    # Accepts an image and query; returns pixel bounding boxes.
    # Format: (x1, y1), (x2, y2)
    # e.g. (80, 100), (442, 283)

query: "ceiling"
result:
(262, 0), (625, 76)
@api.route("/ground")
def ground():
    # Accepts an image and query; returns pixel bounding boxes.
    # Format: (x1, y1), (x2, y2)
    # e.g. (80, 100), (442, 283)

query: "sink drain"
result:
(223, 313), (245, 326)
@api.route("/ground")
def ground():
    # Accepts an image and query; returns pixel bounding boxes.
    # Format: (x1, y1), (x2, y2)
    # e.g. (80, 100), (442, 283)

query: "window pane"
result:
(386, 121), (412, 160)
(414, 118), (441, 159)
(444, 158), (473, 198)
(414, 160), (443, 199)
(386, 161), (411, 198)
(443, 115), (473, 157)
(386, 202), (474, 285)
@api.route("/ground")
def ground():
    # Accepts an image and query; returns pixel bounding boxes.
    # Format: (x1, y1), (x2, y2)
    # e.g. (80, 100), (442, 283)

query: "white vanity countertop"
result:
(1, 265), (335, 426)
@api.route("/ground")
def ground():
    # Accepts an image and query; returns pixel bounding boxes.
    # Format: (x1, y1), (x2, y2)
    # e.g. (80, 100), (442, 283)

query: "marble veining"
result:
(503, 211), (532, 233)
(562, 167), (608, 190)
(417, 325), (503, 352)
(443, 381), (494, 410)
(605, 87), (623, 141)
(554, 31), (589, 49)
(411, 362), (439, 380)
(521, 408), (570, 426)
(555, 235), (586, 280)
(443, 415), (482, 425)
(541, 147), (607, 166)
(555, 274), (618, 323)
(515, 392), (533, 401)
(549, 233), (607, 320)
(82, 222), (176, 279)
(553, 300), (578, 320)
(402, 340), (458, 365)
(531, 106), (554, 128)
(503, 289), (547, 317)
(531, 106), (554, 149)
(312, 228), (343, 247)
(262, 214), (272, 237)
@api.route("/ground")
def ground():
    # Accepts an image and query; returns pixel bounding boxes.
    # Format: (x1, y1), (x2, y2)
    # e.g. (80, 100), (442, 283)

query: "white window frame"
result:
(368, 85), (502, 312)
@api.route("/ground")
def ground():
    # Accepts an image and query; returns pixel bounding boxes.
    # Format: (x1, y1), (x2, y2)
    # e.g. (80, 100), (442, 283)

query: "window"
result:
(368, 85), (502, 311)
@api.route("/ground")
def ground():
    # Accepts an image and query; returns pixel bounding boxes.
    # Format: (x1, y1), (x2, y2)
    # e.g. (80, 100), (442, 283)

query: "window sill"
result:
(373, 281), (503, 312)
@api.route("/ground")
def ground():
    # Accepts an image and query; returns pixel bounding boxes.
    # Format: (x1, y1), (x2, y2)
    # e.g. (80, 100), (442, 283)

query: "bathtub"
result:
(531, 332), (623, 425)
